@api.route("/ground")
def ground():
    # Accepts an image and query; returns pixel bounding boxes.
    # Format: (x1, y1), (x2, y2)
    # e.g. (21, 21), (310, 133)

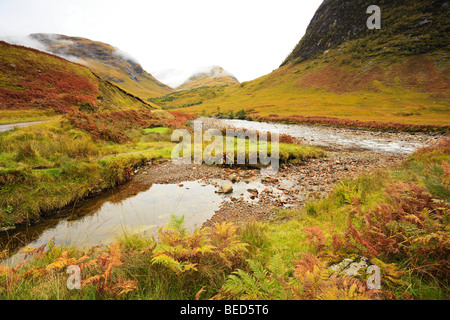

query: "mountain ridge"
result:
(29, 33), (173, 100)
(281, 0), (449, 66)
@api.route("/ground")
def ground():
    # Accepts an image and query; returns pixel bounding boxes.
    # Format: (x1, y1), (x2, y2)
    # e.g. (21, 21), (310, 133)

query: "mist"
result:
(0, 34), (85, 64)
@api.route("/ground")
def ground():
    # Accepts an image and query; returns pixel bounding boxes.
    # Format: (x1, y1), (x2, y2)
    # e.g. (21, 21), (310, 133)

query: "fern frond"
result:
(267, 254), (287, 276)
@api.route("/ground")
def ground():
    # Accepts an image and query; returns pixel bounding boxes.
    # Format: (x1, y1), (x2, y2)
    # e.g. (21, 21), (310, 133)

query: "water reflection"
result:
(1, 180), (222, 265)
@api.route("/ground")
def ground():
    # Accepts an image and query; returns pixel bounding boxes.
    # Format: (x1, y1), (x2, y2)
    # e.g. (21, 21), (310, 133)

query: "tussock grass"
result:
(1, 117), (447, 300)
(0, 115), (323, 228)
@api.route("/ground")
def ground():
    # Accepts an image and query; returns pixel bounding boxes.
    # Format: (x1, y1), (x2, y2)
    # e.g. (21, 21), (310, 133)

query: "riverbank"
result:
(0, 148), (402, 262)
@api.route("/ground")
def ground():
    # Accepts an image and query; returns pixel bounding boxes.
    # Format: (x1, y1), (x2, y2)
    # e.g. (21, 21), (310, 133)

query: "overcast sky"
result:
(0, 0), (323, 87)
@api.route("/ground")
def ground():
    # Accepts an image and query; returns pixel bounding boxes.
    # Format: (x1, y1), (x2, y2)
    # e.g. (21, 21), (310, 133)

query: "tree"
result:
(235, 109), (247, 120)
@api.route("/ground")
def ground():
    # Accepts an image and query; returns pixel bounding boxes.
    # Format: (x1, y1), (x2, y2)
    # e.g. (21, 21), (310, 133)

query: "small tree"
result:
(235, 109), (247, 120)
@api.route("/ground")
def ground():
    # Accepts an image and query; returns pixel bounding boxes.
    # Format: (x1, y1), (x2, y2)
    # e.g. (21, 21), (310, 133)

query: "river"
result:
(0, 119), (440, 266)
(198, 118), (437, 154)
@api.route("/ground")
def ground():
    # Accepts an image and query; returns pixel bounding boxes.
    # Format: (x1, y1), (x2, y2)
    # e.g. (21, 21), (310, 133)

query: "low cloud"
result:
(0, 34), (48, 52)
(151, 68), (193, 88)
(0, 34), (86, 64)
(113, 48), (139, 65)
(152, 65), (237, 88)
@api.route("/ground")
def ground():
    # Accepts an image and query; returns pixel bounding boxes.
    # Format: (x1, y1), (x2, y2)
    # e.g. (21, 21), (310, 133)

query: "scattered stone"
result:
(329, 257), (369, 277)
(223, 185), (233, 194)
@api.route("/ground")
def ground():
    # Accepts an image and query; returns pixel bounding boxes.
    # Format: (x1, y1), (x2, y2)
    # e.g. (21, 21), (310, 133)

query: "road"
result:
(0, 121), (47, 133)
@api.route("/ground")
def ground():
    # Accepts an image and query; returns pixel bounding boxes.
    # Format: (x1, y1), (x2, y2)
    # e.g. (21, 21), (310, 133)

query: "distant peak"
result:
(188, 65), (237, 81)
(177, 65), (239, 91)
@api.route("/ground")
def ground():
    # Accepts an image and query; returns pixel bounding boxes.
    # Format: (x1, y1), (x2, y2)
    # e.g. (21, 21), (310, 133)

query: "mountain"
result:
(281, 0), (449, 66)
(166, 0), (449, 127)
(0, 40), (160, 115)
(176, 66), (239, 91)
(29, 33), (173, 100)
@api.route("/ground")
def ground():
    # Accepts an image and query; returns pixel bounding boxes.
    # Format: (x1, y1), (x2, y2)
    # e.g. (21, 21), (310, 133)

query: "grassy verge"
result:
(1, 138), (448, 300)
(0, 110), (57, 125)
(182, 135), (325, 167)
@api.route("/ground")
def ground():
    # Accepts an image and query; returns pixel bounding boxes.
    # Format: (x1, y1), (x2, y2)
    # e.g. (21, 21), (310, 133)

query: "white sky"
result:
(0, 0), (323, 87)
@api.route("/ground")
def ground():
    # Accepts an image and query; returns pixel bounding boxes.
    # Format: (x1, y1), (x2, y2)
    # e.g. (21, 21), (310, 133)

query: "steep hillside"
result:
(171, 0), (449, 128)
(29, 33), (173, 100)
(176, 66), (239, 91)
(281, 0), (449, 66)
(0, 41), (159, 121)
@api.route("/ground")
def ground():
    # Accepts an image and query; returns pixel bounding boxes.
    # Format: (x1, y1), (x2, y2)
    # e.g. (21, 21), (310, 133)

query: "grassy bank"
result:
(224, 138), (449, 300)
(0, 118), (176, 228)
(1, 138), (448, 300)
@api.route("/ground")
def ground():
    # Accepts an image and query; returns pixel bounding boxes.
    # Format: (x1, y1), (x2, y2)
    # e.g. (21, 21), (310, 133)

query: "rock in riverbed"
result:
(216, 185), (233, 194)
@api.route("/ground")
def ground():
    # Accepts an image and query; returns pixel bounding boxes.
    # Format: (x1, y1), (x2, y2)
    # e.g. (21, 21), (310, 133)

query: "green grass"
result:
(173, 135), (326, 167)
(143, 127), (170, 134)
(231, 139), (449, 300)
(1, 113), (447, 300)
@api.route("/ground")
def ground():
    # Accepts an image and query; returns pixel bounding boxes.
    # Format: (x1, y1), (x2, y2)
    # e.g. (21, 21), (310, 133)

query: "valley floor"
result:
(0, 115), (448, 300)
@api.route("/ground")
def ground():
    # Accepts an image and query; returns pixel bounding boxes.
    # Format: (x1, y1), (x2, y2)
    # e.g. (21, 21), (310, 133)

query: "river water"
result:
(199, 118), (435, 154)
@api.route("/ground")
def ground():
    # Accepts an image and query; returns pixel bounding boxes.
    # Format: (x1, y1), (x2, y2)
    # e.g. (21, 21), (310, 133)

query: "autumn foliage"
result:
(65, 110), (197, 143)
(0, 41), (100, 113)
(345, 183), (450, 279)
(0, 219), (247, 299)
